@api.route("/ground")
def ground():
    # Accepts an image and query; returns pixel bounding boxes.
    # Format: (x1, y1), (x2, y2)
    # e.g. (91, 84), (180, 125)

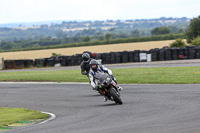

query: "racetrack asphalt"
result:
(1, 83), (200, 133)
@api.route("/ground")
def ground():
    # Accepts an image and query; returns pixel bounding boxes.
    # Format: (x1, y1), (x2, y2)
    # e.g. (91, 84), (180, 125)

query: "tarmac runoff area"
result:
(0, 83), (200, 133)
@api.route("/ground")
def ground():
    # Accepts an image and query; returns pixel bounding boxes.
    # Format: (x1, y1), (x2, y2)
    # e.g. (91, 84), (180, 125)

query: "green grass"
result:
(0, 107), (49, 127)
(1, 66), (200, 84)
(112, 67), (200, 84)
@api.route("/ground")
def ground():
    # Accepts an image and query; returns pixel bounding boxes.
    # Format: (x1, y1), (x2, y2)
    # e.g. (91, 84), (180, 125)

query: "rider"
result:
(80, 52), (92, 77)
(88, 59), (123, 101)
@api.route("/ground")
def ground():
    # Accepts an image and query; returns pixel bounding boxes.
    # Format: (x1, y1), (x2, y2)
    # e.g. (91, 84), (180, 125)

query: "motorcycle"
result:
(96, 74), (123, 104)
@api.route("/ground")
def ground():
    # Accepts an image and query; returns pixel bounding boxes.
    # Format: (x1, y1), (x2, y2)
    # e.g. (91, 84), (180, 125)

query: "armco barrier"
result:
(3, 46), (200, 69)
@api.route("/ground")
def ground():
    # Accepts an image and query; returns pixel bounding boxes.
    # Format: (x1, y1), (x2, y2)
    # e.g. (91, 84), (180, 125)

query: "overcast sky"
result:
(0, 0), (200, 24)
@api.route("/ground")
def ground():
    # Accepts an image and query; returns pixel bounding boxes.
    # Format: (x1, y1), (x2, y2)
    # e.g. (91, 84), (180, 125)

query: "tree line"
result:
(2, 16), (200, 51)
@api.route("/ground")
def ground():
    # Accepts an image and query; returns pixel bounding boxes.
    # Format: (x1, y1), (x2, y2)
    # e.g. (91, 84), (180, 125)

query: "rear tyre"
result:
(109, 89), (123, 104)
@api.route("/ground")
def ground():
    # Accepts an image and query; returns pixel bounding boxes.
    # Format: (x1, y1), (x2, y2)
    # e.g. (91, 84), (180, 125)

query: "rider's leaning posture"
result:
(88, 59), (123, 101)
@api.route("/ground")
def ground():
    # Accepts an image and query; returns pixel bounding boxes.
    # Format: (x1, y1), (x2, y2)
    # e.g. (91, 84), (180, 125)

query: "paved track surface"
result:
(1, 83), (200, 133)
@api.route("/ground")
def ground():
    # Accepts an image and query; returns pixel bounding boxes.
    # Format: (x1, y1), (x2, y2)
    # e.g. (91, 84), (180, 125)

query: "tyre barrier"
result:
(134, 50), (140, 62)
(147, 54), (152, 62)
(128, 51), (134, 62)
(116, 52), (122, 63)
(121, 51), (128, 63)
(140, 50), (147, 62)
(172, 48), (178, 60)
(178, 48), (185, 59)
(4, 59), (34, 69)
(187, 46), (196, 59)
(110, 52), (116, 64)
(105, 53), (111, 64)
(151, 48), (159, 61)
(4, 46), (200, 69)
(196, 47), (200, 59)
(165, 48), (172, 60)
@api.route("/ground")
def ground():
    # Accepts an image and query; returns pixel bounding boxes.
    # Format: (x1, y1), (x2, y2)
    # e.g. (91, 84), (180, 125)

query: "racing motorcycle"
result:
(96, 74), (123, 104)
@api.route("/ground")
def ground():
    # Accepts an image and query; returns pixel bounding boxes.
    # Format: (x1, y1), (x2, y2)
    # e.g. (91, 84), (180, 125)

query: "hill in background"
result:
(0, 17), (188, 51)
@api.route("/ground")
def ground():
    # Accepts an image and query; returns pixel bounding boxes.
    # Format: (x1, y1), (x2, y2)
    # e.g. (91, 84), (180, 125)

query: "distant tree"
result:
(56, 31), (67, 39)
(151, 26), (172, 35)
(82, 36), (91, 42)
(191, 36), (200, 46)
(168, 26), (179, 33)
(170, 38), (186, 48)
(131, 30), (140, 37)
(0, 41), (13, 49)
(176, 29), (184, 34)
(52, 53), (61, 57)
(105, 33), (112, 43)
(185, 16), (200, 43)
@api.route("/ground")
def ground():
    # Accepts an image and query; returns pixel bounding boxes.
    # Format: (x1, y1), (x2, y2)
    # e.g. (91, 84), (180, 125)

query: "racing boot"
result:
(104, 97), (108, 102)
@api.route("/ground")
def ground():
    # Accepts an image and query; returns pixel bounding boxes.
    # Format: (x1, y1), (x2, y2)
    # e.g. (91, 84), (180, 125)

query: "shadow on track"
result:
(82, 94), (102, 97)
(89, 103), (124, 107)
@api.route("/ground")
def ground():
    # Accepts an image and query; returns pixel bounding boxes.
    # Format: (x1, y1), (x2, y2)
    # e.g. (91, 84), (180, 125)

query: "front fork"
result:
(110, 81), (121, 96)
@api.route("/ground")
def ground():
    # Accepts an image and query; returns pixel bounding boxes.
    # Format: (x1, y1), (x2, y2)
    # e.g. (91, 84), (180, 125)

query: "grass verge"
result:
(0, 107), (49, 127)
(0, 66), (200, 84)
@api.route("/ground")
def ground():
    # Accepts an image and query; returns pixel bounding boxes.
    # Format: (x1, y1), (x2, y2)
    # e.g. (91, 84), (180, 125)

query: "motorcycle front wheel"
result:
(109, 89), (123, 104)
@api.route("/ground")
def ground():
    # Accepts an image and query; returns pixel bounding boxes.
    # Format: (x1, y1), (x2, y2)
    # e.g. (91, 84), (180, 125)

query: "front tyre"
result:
(109, 89), (123, 104)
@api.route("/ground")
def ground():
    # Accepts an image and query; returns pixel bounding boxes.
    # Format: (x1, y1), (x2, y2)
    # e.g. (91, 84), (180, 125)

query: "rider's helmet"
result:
(89, 59), (98, 72)
(82, 53), (90, 63)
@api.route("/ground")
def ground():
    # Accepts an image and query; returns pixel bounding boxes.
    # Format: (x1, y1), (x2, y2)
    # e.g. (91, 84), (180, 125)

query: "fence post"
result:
(1, 58), (5, 70)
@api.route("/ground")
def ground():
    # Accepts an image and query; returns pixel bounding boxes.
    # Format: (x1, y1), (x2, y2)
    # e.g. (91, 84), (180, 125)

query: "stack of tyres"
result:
(4, 60), (14, 69)
(128, 51), (134, 62)
(184, 46), (189, 59)
(67, 56), (72, 66)
(55, 56), (61, 64)
(139, 50), (147, 62)
(92, 53), (97, 59)
(77, 54), (82, 65)
(70, 55), (79, 66)
(187, 46), (196, 59)
(122, 51), (129, 63)
(151, 48), (159, 61)
(105, 53), (111, 64)
(178, 48), (185, 59)
(147, 51), (152, 62)
(35, 59), (44, 67)
(14, 60), (24, 69)
(134, 50), (140, 62)
(60, 56), (68, 66)
(70, 55), (75, 66)
(165, 49), (172, 60)
(172, 48), (178, 60)
(159, 49), (165, 61)
(196, 47), (200, 59)
(101, 53), (107, 64)
(44, 58), (50, 67)
(110, 52), (116, 64)
(95, 53), (102, 60)
(48, 56), (56, 66)
(73, 54), (79, 66)
(116, 52), (122, 63)
(23, 60), (34, 68)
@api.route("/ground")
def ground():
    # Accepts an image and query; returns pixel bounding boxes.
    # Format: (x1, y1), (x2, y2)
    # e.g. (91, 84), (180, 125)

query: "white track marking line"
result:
(38, 112), (56, 125)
